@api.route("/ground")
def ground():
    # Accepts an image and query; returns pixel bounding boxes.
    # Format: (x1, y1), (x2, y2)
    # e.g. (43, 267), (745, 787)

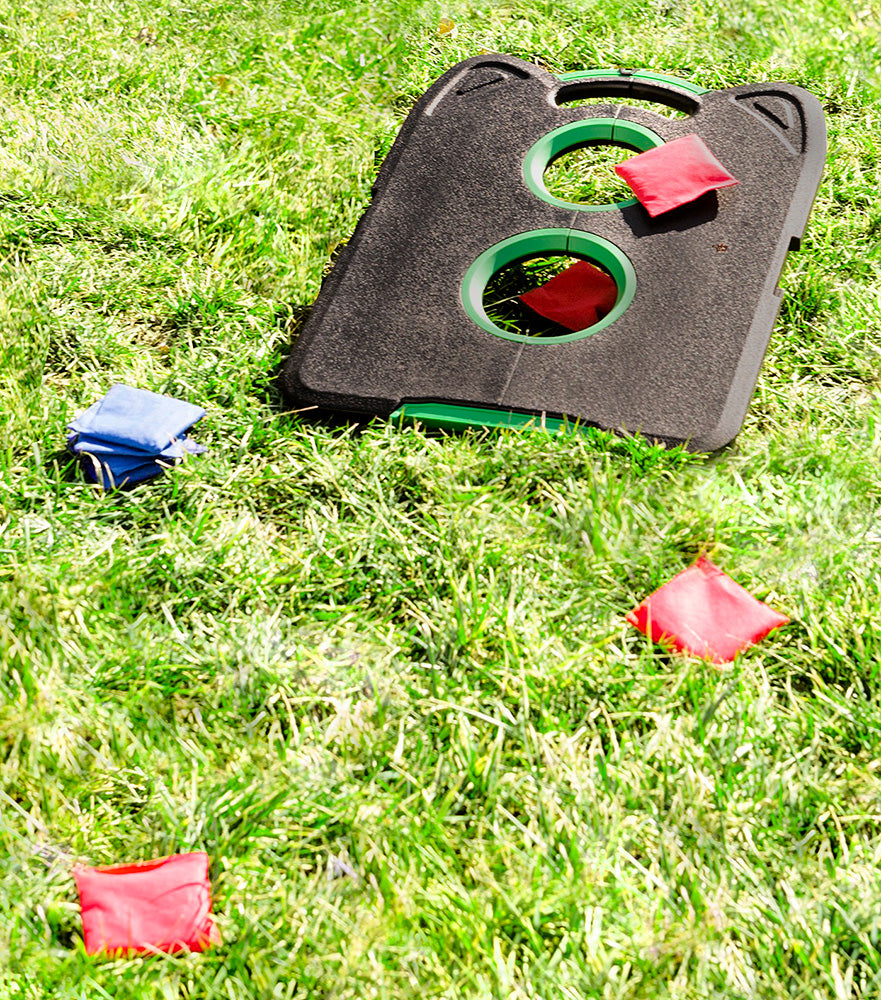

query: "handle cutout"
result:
(554, 69), (705, 116)
(556, 94), (693, 119)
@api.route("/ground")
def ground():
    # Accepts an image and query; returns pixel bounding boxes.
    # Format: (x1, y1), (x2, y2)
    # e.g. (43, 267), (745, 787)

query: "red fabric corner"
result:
(614, 134), (739, 217)
(626, 556), (789, 663)
(74, 851), (220, 956)
(518, 260), (618, 331)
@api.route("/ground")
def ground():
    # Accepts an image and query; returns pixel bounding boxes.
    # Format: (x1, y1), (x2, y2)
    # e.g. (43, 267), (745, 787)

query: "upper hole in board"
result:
(543, 144), (636, 206)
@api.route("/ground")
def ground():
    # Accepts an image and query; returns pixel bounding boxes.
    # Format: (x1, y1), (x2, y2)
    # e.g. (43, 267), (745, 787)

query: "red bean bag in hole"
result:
(74, 851), (220, 956)
(615, 134), (739, 217)
(519, 259), (618, 331)
(626, 556), (788, 663)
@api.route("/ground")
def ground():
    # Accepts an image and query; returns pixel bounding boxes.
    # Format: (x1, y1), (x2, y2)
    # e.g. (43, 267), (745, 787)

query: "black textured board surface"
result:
(280, 55), (826, 450)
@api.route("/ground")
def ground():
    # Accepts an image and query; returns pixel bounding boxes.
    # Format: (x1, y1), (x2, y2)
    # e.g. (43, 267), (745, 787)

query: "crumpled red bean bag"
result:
(614, 134), (739, 217)
(626, 556), (789, 663)
(519, 259), (618, 331)
(74, 851), (220, 956)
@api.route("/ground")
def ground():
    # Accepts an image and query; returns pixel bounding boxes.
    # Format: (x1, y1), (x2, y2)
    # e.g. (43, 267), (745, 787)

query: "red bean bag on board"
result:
(615, 134), (739, 217)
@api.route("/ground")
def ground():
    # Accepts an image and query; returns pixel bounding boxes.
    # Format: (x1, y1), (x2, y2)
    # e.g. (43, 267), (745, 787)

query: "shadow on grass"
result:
(44, 448), (82, 484)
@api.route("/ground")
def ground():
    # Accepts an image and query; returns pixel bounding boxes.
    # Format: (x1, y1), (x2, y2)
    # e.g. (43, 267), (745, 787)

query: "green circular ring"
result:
(461, 228), (636, 345)
(523, 118), (665, 211)
(555, 68), (709, 97)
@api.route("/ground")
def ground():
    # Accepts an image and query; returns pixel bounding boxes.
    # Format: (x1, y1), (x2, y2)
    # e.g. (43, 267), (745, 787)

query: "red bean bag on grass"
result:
(74, 851), (220, 956)
(627, 556), (788, 663)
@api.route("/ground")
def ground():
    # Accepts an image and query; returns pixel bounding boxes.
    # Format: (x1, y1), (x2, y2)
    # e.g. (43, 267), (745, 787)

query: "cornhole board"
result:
(280, 55), (826, 450)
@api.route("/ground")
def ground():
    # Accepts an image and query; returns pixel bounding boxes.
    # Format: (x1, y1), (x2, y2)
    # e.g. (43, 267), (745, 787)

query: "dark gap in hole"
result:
(555, 84), (698, 117)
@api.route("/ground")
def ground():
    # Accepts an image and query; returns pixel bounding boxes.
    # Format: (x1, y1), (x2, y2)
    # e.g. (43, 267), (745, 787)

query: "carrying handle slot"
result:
(555, 69), (706, 116)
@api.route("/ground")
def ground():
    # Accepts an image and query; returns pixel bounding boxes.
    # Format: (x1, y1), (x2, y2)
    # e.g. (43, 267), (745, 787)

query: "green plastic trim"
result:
(556, 68), (709, 96)
(391, 402), (571, 434)
(460, 228), (636, 345)
(523, 117), (664, 211)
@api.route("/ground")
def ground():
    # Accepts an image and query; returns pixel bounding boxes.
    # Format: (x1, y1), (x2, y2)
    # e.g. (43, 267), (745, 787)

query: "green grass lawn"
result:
(2, 0), (881, 996)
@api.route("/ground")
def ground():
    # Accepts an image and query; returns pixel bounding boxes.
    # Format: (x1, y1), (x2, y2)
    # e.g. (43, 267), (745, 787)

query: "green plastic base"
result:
(391, 402), (577, 434)
(555, 68), (709, 97)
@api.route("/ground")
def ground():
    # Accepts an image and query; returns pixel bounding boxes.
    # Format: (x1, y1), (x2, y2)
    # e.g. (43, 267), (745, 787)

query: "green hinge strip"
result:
(556, 68), (709, 96)
(390, 402), (575, 434)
